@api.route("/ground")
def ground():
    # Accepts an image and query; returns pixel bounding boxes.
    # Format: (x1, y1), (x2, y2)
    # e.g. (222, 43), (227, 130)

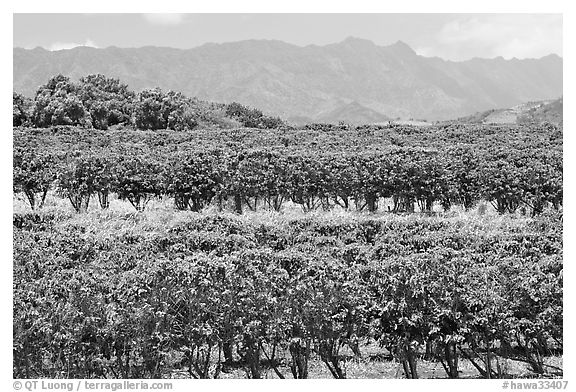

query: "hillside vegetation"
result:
(13, 74), (284, 131)
(456, 98), (563, 127)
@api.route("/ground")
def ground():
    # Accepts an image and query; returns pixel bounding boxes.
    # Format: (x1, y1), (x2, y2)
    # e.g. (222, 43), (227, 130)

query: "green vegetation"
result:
(13, 122), (562, 216)
(13, 208), (562, 379)
(518, 98), (563, 128)
(12, 74), (563, 380)
(13, 74), (284, 131)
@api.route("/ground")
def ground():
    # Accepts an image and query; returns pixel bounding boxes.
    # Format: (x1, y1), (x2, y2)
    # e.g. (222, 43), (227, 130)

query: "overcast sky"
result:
(13, 13), (562, 61)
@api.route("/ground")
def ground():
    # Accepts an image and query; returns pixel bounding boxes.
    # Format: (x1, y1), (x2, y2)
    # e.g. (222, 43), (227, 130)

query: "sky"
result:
(13, 13), (562, 61)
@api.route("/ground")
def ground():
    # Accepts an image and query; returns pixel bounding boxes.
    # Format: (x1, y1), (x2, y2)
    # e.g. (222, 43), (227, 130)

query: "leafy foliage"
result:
(78, 74), (135, 130)
(111, 155), (164, 211)
(13, 212), (563, 378)
(13, 122), (563, 215)
(18, 74), (286, 131)
(13, 92), (33, 126)
(133, 88), (199, 131)
(13, 148), (57, 210)
(225, 102), (284, 129)
(32, 75), (91, 128)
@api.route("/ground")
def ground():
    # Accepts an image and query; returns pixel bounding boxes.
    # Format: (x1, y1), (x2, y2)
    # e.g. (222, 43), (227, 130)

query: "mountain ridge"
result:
(13, 38), (563, 122)
(13, 38), (563, 60)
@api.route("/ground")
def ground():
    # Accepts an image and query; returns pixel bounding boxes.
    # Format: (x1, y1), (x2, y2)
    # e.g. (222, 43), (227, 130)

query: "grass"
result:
(171, 345), (563, 379)
(13, 191), (533, 236)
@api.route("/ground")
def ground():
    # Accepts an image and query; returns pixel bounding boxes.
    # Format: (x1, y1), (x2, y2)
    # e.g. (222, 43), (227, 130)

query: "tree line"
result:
(13, 74), (284, 131)
(13, 144), (562, 216)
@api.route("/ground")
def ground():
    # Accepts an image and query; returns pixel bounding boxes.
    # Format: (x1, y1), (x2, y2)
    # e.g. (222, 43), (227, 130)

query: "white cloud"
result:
(142, 13), (186, 26)
(415, 15), (562, 61)
(47, 39), (98, 51)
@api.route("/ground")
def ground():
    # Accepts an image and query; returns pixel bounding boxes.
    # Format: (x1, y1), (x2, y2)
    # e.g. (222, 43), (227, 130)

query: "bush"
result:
(111, 154), (164, 211)
(13, 92), (33, 126)
(13, 213), (563, 378)
(133, 89), (198, 131)
(13, 148), (57, 210)
(226, 102), (284, 129)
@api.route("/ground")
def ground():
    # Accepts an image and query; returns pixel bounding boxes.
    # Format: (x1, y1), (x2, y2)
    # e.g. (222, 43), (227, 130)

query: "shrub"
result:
(13, 92), (33, 126)
(32, 75), (91, 128)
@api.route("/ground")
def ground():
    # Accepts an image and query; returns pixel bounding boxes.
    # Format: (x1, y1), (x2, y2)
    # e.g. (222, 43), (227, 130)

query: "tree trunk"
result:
(233, 193), (243, 214)
(174, 193), (189, 210)
(444, 342), (459, 378)
(398, 342), (418, 379)
(24, 190), (36, 210)
(222, 341), (234, 364)
(128, 195), (149, 212)
(243, 338), (261, 379)
(366, 193), (378, 213)
(289, 339), (310, 379)
(97, 190), (110, 209)
(24, 189), (48, 210)
(68, 193), (90, 213)
(407, 348), (418, 379)
(318, 341), (346, 379)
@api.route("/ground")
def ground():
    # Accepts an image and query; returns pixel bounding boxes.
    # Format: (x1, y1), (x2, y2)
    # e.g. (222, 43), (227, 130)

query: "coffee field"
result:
(13, 122), (563, 379)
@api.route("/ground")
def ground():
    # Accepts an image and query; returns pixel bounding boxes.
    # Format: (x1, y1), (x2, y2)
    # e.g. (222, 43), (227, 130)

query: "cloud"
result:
(47, 39), (98, 51)
(415, 14), (562, 61)
(142, 13), (186, 26)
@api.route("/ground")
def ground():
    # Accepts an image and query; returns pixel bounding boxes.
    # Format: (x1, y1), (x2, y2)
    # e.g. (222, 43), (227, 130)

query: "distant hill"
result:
(13, 38), (562, 122)
(315, 101), (391, 124)
(457, 97), (563, 126)
(518, 98), (563, 126)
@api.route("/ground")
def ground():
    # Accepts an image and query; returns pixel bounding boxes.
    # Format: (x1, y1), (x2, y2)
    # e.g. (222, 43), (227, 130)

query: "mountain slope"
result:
(517, 97), (563, 126)
(456, 97), (563, 126)
(315, 101), (391, 124)
(13, 38), (563, 122)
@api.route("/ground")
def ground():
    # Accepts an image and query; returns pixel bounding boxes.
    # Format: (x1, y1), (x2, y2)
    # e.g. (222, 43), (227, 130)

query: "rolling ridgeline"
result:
(14, 38), (562, 124)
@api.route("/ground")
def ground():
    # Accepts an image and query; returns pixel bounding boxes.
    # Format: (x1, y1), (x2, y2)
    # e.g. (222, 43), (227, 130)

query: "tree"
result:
(33, 75), (91, 127)
(56, 154), (113, 212)
(163, 91), (198, 131)
(226, 102), (284, 129)
(163, 152), (224, 211)
(78, 74), (135, 130)
(111, 154), (163, 211)
(13, 148), (56, 210)
(13, 92), (33, 126)
(133, 88), (198, 131)
(443, 147), (482, 210)
(133, 88), (165, 130)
